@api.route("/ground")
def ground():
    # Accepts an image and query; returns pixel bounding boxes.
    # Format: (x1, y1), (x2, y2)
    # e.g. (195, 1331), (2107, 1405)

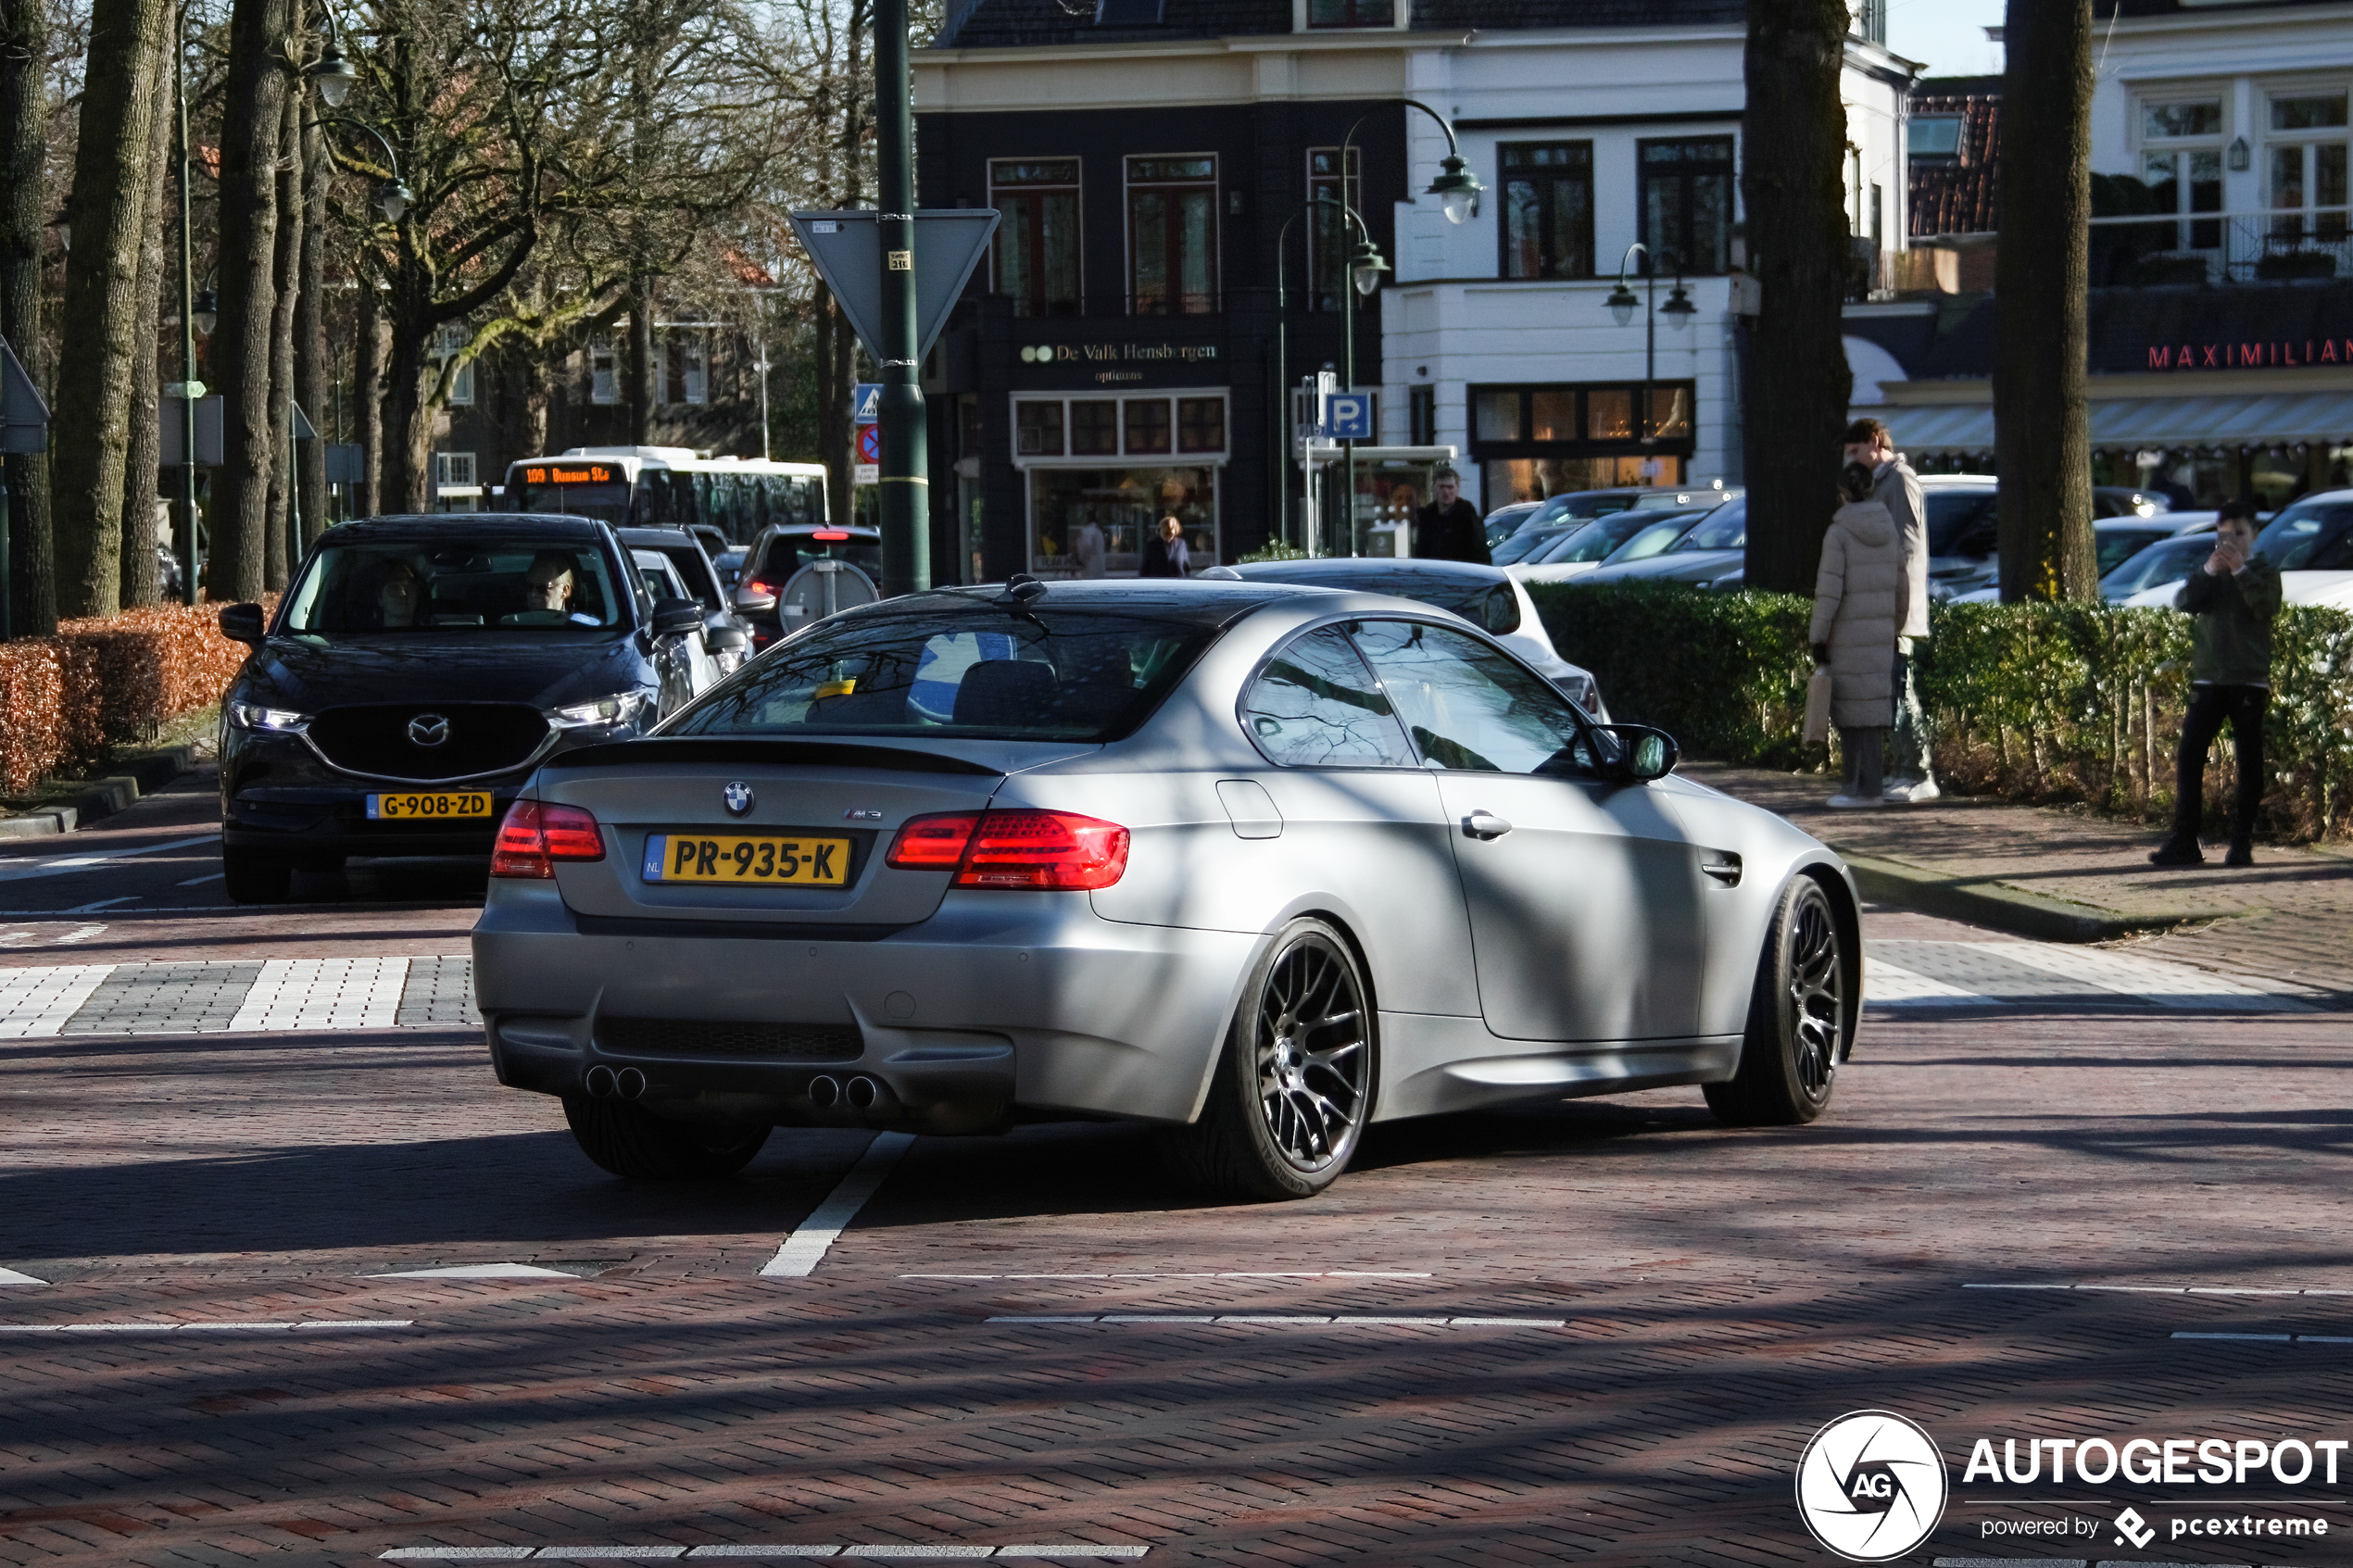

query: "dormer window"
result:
(1909, 116), (1962, 162)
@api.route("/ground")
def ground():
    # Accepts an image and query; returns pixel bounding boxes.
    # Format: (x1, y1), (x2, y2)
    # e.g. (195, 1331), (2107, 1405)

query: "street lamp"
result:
(314, 115), (413, 224)
(1349, 238), (1390, 297)
(1273, 195), (1383, 554)
(192, 286), (217, 336)
(1605, 242), (1693, 465)
(1428, 154), (1483, 226)
(309, 44), (359, 107)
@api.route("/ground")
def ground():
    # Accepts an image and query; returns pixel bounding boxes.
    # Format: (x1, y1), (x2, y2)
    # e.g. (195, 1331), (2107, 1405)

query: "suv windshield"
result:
(283, 540), (626, 633)
(664, 598), (1227, 742)
(2256, 503), (2353, 570)
(1925, 489), (1996, 555)
(1670, 498), (1747, 552)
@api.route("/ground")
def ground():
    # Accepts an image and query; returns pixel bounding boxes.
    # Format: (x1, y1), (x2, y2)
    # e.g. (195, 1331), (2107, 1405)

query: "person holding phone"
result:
(2151, 497), (2280, 867)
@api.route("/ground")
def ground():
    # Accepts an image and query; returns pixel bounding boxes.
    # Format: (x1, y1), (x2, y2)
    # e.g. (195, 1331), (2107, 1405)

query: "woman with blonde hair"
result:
(1809, 462), (1906, 808)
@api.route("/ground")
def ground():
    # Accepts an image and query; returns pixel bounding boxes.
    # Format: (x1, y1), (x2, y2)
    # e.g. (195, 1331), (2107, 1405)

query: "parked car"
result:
(472, 580), (1859, 1196)
(1482, 501), (1541, 550)
(1513, 507), (1718, 586)
(214, 514), (711, 905)
(2094, 486), (2171, 518)
(1570, 496), (1749, 590)
(1491, 521), (1587, 567)
(1628, 483), (1742, 512)
(736, 522), (884, 647)
(619, 526), (752, 676)
(1216, 557), (1610, 719)
(1917, 475), (2001, 600)
(1945, 515), (2219, 605)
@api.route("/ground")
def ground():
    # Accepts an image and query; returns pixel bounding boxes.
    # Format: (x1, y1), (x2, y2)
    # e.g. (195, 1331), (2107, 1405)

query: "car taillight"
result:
(490, 799), (607, 879)
(885, 809), (1128, 891)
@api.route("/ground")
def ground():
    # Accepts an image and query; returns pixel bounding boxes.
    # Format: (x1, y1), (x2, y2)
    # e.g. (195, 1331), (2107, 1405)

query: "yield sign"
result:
(786, 210), (1000, 365)
(0, 333), (48, 456)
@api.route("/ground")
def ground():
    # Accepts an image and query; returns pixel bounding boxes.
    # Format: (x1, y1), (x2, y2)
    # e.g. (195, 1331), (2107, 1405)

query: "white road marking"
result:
(899, 1271), (1431, 1281)
(0, 964), (114, 1039)
(1998, 943), (2313, 1010)
(761, 1132), (915, 1277)
(229, 956), (411, 1032)
(0, 834), (218, 884)
(985, 1314), (1563, 1328)
(365, 1263), (578, 1280)
(64, 896), (138, 912)
(535, 1551), (688, 1561)
(1868, 936), (2316, 1010)
(384, 1547), (1150, 1562)
(176, 872), (225, 886)
(0, 1268), (46, 1285)
(381, 1553), (539, 1562)
(1969, 1283), (2353, 1294)
(2173, 1332), (2294, 1341)
(0, 1319), (413, 1334)
(1863, 959), (1994, 1005)
(0, 923), (106, 947)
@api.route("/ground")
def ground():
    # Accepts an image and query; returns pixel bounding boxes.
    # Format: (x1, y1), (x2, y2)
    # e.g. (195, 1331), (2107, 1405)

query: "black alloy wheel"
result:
(1705, 875), (1846, 1127)
(1159, 917), (1374, 1200)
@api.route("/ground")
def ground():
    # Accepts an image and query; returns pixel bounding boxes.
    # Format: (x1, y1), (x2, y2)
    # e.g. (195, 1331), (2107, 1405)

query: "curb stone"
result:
(1843, 852), (2234, 944)
(0, 746), (198, 840)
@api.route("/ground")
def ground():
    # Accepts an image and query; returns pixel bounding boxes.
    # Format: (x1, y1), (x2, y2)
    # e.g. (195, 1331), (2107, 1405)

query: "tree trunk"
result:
(385, 273), (431, 511)
(1738, 0), (1854, 596)
(628, 270), (654, 444)
(356, 283), (383, 516)
(120, 62), (172, 609)
(295, 116), (327, 548)
(522, 338), (551, 459)
(0, 0), (56, 636)
(1994, 0), (2098, 602)
(50, 0), (171, 621)
(208, 0), (288, 602)
(264, 84), (301, 587)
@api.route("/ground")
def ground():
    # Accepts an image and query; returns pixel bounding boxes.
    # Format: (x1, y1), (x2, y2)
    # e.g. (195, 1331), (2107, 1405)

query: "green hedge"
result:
(1529, 581), (2353, 841)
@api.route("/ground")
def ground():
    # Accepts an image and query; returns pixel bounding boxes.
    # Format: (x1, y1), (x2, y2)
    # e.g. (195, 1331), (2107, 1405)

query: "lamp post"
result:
(1604, 242), (1694, 479)
(1330, 98), (1482, 553)
(1273, 196), (1386, 554)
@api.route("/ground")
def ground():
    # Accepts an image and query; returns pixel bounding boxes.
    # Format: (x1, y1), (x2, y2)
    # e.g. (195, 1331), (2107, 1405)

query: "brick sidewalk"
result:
(1685, 761), (2353, 998)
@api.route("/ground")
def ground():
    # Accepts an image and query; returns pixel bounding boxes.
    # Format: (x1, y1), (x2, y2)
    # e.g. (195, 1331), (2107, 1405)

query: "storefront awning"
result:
(1875, 389), (2353, 456)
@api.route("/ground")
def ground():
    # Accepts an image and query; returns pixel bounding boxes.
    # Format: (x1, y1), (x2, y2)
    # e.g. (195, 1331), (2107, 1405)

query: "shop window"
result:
(1647, 387), (1690, 441)
(1639, 136), (1735, 275)
(1587, 390), (1633, 441)
(2144, 98), (2224, 140)
(1125, 397), (1172, 455)
(1071, 399), (1119, 455)
(991, 158), (1083, 319)
(1529, 389), (1575, 441)
(1306, 146), (1361, 312)
(1029, 467), (1217, 577)
(1178, 396), (1225, 453)
(1500, 142), (1593, 281)
(1016, 400), (1064, 457)
(1474, 390), (1521, 443)
(590, 337), (618, 405)
(1469, 381), (1695, 505)
(1307, 0), (1392, 24)
(1127, 155), (1217, 315)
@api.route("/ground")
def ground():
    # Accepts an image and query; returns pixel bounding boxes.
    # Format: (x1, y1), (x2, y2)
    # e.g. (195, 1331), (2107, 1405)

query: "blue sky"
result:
(1886, 0), (2007, 78)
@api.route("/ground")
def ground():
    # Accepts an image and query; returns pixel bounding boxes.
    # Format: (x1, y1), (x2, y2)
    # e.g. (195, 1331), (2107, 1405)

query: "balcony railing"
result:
(2090, 207), (2353, 286)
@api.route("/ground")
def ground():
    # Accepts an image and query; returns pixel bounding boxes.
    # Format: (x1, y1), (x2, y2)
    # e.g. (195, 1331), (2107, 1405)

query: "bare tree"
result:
(1, 0), (57, 634)
(1739, 0), (1853, 596)
(294, 110), (325, 542)
(1994, 0), (2097, 601)
(264, 81), (299, 583)
(208, 0), (289, 601)
(120, 39), (172, 608)
(50, 0), (172, 619)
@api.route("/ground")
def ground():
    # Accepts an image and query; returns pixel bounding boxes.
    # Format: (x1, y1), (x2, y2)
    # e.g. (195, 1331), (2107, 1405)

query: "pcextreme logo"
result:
(1795, 1411), (1950, 1562)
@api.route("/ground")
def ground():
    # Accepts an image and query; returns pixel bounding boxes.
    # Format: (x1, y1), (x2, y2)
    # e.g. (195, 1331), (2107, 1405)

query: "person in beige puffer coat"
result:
(1809, 462), (1906, 808)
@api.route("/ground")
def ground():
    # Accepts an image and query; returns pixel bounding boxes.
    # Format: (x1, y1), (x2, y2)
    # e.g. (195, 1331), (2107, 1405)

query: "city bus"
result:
(503, 446), (828, 544)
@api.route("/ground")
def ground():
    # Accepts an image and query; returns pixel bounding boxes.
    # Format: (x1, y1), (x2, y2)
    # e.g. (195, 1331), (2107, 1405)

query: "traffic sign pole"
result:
(875, 0), (926, 596)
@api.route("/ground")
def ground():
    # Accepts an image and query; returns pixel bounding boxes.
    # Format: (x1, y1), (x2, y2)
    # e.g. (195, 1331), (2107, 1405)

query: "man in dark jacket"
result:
(2151, 497), (2280, 867)
(1416, 469), (1491, 564)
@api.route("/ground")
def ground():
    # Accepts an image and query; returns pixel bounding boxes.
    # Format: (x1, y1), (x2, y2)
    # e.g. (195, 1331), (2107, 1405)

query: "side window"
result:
(1350, 620), (1588, 775)
(1239, 625), (1416, 768)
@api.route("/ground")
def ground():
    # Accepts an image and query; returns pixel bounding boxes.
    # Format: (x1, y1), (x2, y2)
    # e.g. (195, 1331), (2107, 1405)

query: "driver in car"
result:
(521, 552), (598, 625)
(375, 559), (424, 628)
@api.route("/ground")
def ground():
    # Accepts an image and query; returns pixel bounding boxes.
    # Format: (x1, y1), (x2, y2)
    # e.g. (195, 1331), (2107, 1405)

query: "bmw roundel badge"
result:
(723, 781), (754, 817)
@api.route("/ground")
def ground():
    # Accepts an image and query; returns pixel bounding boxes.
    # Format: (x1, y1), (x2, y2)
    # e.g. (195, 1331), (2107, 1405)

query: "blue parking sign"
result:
(852, 383), (882, 424)
(1326, 393), (1373, 441)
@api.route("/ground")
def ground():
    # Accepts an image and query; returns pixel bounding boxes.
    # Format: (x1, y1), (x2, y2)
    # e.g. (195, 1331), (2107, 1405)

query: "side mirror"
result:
(706, 627), (748, 653)
(650, 596), (704, 637)
(733, 583), (777, 613)
(219, 602), (266, 644)
(1598, 723), (1679, 783)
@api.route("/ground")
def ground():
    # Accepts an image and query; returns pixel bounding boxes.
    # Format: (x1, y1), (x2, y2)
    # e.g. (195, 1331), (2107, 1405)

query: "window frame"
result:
(1636, 134), (1738, 276)
(1235, 620), (1418, 771)
(1305, 145), (1362, 311)
(1007, 390), (1231, 467)
(589, 337), (619, 406)
(1497, 140), (1596, 282)
(2262, 83), (2352, 245)
(988, 157), (1086, 319)
(1125, 153), (1220, 316)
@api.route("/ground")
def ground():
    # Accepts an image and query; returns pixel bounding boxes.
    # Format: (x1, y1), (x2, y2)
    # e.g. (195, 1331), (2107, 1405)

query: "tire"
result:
(221, 846), (292, 905)
(1704, 874), (1847, 1127)
(1158, 917), (1376, 1201)
(561, 1095), (771, 1180)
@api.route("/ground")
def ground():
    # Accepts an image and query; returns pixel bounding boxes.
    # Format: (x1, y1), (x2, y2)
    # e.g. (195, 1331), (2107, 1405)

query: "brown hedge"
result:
(0, 598), (272, 794)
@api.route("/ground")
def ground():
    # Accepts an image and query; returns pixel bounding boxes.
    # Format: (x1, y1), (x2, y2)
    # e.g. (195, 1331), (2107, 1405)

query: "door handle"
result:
(1463, 810), (1513, 840)
(1701, 853), (1742, 884)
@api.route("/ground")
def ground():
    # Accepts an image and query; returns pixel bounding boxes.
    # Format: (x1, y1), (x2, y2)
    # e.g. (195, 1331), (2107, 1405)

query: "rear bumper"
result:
(471, 884), (1262, 1132)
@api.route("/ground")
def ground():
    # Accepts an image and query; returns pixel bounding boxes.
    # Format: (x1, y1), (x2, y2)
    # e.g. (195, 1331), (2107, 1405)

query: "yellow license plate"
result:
(642, 833), (850, 886)
(368, 791), (493, 820)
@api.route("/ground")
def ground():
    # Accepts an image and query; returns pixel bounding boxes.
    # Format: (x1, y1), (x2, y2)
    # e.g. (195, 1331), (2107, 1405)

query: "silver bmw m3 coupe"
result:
(472, 578), (1859, 1199)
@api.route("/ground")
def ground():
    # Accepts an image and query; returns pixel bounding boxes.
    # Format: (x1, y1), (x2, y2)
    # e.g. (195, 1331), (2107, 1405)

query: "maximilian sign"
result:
(2148, 338), (2353, 369)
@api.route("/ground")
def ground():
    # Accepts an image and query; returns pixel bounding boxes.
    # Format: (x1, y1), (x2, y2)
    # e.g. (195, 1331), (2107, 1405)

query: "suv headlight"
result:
(548, 692), (651, 730)
(226, 702), (311, 734)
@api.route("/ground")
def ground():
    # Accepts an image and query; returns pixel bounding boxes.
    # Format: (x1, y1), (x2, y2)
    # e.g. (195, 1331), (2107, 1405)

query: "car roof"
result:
(617, 526), (700, 545)
(1233, 558), (1506, 583)
(321, 513), (609, 543)
(2095, 517), (2171, 531)
(764, 523), (881, 538)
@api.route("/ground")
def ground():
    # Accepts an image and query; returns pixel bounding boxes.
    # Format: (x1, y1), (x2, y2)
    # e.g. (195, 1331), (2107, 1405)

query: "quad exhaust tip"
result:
(808, 1074), (841, 1109)
(847, 1074), (880, 1110)
(584, 1064), (616, 1098)
(615, 1067), (647, 1100)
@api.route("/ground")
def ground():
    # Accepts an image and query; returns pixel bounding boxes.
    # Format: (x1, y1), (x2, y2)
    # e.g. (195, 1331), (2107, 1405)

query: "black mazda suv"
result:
(216, 513), (705, 903)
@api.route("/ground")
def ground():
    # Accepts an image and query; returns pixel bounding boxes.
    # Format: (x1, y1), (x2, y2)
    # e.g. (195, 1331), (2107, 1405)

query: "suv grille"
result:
(597, 1017), (863, 1060)
(308, 703), (549, 781)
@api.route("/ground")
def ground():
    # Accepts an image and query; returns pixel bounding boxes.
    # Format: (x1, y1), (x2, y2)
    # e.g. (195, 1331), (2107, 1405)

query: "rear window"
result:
(1239, 566), (1519, 633)
(1538, 511), (1650, 564)
(1672, 498), (1746, 552)
(2256, 504), (2353, 570)
(1925, 490), (1996, 555)
(2095, 526), (2171, 576)
(755, 531), (884, 586)
(663, 602), (1223, 742)
(2104, 534), (2212, 594)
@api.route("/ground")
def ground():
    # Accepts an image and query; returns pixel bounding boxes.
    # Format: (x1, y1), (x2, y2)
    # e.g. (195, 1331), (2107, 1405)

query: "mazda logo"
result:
(407, 713), (451, 748)
(724, 781), (754, 816)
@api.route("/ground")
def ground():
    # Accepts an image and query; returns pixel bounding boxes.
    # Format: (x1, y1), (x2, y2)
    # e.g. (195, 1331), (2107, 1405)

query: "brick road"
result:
(5, 779), (2352, 1566)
